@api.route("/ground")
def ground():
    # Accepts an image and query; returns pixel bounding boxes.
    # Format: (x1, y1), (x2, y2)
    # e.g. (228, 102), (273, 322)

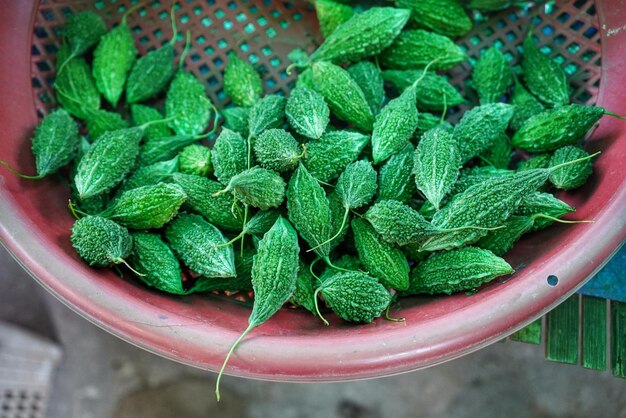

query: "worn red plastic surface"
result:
(0, 0), (625, 381)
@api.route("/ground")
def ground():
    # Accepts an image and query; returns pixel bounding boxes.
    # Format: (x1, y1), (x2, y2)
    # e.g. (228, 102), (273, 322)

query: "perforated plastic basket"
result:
(0, 0), (624, 382)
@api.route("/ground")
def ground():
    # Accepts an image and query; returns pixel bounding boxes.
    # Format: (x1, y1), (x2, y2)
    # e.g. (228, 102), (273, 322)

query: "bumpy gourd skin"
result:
(382, 70), (465, 111)
(85, 109), (129, 140)
(396, 0), (472, 38)
(453, 103), (514, 163)
(100, 183), (187, 229)
(426, 168), (551, 251)
(55, 45), (101, 120)
(31, 109), (80, 177)
(311, 62), (374, 132)
(304, 130), (369, 183)
(126, 43), (175, 104)
(522, 32), (569, 107)
(347, 61), (385, 116)
(244, 210), (281, 237)
(549, 146), (593, 190)
(287, 164), (333, 261)
(128, 232), (185, 295)
(285, 88), (330, 140)
(291, 261), (318, 315)
(63, 11), (107, 57)
(166, 71), (213, 136)
(130, 104), (172, 140)
(377, 143), (416, 204)
(364, 200), (435, 246)
(249, 217), (300, 326)
(165, 213), (236, 279)
(314, 0), (354, 38)
(138, 135), (199, 167)
(328, 191), (350, 251)
(74, 127), (143, 199)
(193, 248), (255, 293)
(71, 216), (132, 267)
(515, 191), (575, 231)
(317, 271), (391, 323)
(173, 173), (244, 232)
(509, 78), (545, 132)
(414, 113), (452, 140)
(414, 126), (461, 210)
(310, 7), (411, 63)
(248, 95), (286, 138)
(511, 105), (605, 152)
(480, 132), (512, 170)
(254, 129), (302, 173)
(472, 46), (512, 104)
(335, 161), (378, 210)
(223, 54), (263, 108)
(92, 21), (137, 107)
(221, 107), (250, 137)
(517, 156), (550, 175)
(451, 166), (514, 196)
(371, 86), (418, 164)
(117, 157), (179, 196)
(178, 144), (212, 177)
(475, 216), (534, 256)
(381, 29), (468, 71)
(212, 128), (248, 185)
(224, 167), (286, 211)
(352, 218), (409, 291)
(406, 247), (513, 295)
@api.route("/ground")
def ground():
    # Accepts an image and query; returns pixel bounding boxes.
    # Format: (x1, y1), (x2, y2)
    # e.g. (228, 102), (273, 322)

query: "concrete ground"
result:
(1, 245), (625, 418)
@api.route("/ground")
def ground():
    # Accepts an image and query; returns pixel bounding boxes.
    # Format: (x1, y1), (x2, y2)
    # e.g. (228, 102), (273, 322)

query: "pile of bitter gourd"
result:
(1, 1), (621, 397)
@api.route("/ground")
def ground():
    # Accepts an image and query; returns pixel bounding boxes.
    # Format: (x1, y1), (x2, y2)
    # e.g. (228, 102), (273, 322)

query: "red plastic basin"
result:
(0, 0), (624, 381)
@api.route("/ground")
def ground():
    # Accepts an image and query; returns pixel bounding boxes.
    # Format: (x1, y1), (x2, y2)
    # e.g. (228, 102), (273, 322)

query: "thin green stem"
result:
(205, 100), (221, 136)
(316, 178), (335, 188)
(286, 63), (305, 75)
(410, 58), (441, 89)
(0, 161), (42, 180)
(117, 258), (145, 277)
(230, 190), (239, 215)
(246, 134), (253, 169)
(56, 51), (77, 77)
(215, 323), (255, 401)
(67, 200), (86, 220)
(179, 31), (192, 70)
(384, 303), (405, 322)
(440, 91), (448, 124)
(169, 7), (178, 46)
(122, 2), (145, 25)
(240, 205), (249, 257)
(350, 209), (364, 219)
(306, 207), (349, 252)
(532, 213), (593, 224)
(210, 231), (246, 254)
(212, 186), (230, 198)
(548, 151), (601, 171)
(137, 114), (178, 131)
(312, 288), (329, 326)
(309, 257), (322, 281)
(326, 261), (356, 274)
(603, 110), (626, 120)
(293, 144), (307, 162)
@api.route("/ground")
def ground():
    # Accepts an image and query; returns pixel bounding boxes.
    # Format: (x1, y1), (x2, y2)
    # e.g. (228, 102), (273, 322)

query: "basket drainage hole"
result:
(547, 275), (559, 286)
